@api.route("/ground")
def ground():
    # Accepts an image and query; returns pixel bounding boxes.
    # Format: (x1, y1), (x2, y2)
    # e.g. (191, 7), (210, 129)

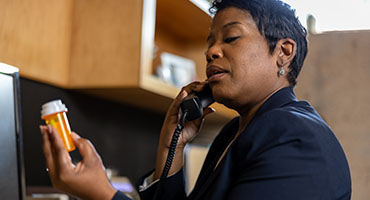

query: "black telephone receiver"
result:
(154, 84), (215, 199)
(180, 84), (215, 121)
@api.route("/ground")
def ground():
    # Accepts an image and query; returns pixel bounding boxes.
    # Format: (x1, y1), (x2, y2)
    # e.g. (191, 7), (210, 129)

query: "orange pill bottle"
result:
(41, 100), (75, 152)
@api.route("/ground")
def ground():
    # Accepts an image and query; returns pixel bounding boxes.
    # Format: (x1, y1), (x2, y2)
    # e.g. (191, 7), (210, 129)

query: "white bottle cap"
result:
(41, 99), (68, 118)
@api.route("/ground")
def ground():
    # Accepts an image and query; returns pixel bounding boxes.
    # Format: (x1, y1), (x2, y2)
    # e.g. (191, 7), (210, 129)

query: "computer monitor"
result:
(0, 63), (26, 199)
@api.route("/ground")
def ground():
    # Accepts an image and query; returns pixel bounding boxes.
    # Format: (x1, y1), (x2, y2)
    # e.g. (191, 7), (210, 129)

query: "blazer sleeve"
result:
(226, 109), (350, 200)
(137, 168), (187, 200)
(112, 191), (132, 200)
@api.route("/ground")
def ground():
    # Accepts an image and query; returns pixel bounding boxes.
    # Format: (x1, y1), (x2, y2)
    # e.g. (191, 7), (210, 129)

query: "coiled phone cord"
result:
(153, 111), (188, 200)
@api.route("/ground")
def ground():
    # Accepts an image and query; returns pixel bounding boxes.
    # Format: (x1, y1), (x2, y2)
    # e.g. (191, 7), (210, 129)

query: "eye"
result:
(224, 36), (240, 43)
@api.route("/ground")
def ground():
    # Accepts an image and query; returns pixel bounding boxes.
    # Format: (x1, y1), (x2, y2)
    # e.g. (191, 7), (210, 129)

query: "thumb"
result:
(191, 107), (216, 129)
(72, 134), (102, 166)
(71, 131), (81, 141)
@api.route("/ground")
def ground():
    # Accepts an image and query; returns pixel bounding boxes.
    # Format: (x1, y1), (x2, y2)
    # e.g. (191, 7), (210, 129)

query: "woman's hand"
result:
(154, 81), (215, 179)
(159, 81), (215, 149)
(40, 125), (117, 200)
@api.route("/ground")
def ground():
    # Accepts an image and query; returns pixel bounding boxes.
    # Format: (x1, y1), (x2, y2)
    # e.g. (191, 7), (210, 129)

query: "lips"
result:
(206, 65), (227, 81)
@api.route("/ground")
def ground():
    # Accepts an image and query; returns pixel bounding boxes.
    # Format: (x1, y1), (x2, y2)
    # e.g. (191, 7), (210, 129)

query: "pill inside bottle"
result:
(41, 100), (75, 152)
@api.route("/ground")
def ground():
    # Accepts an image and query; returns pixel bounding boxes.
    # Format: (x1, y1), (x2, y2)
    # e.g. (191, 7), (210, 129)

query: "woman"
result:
(41, 0), (351, 199)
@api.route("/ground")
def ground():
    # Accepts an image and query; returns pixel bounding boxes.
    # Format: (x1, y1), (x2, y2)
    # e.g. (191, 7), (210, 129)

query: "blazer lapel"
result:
(188, 118), (239, 199)
(190, 154), (231, 200)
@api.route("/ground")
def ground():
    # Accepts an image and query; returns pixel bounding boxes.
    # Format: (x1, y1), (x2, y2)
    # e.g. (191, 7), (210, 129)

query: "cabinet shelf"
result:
(0, 0), (237, 123)
(79, 74), (237, 123)
(156, 0), (211, 42)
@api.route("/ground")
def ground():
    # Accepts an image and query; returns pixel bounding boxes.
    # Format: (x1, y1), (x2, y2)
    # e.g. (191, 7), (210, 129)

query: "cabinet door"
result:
(0, 0), (71, 87)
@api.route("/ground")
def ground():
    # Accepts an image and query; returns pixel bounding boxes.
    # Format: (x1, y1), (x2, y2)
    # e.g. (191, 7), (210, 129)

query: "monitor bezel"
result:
(0, 63), (26, 200)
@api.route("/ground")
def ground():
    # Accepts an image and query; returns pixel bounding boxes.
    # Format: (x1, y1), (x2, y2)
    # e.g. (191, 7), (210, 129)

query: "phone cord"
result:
(153, 111), (188, 200)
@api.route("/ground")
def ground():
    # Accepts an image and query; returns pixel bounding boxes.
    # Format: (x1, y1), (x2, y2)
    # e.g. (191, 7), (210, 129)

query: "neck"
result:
(236, 96), (267, 137)
(235, 85), (289, 137)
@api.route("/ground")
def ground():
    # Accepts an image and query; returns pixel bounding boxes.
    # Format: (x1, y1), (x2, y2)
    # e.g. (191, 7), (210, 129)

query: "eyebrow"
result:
(206, 21), (242, 42)
(223, 21), (242, 29)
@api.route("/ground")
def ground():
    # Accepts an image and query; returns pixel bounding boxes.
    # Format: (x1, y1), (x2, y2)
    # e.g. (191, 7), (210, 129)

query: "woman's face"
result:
(206, 7), (284, 112)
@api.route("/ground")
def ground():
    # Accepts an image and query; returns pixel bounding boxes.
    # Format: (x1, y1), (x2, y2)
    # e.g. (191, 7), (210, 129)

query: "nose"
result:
(205, 45), (223, 63)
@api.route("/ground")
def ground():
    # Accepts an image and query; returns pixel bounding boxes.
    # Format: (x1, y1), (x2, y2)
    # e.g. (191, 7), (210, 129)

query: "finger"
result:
(74, 138), (102, 166)
(189, 81), (208, 93)
(180, 81), (208, 95)
(71, 131), (81, 141)
(47, 125), (67, 154)
(189, 107), (216, 129)
(70, 132), (101, 165)
(40, 125), (56, 175)
(167, 81), (206, 117)
(47, 125), (74, 171)
(166, 90), (188, 117)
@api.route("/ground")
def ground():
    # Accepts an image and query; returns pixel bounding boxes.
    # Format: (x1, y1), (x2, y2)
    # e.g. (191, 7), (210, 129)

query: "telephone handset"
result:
(154, 84), (214, 199)
(180, 84), (215, 121)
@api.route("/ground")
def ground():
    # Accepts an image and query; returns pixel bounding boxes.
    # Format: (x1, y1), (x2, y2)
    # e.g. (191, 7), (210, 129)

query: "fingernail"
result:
(71, 132), (81, 139)
(180, 90), (187, 98)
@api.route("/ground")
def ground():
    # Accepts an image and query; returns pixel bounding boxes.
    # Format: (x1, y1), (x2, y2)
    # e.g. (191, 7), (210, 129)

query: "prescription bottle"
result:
(41, 100), (75, 152)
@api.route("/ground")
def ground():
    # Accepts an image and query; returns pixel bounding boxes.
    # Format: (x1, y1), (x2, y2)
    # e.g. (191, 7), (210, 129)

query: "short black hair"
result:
(210, 0), (308, 86)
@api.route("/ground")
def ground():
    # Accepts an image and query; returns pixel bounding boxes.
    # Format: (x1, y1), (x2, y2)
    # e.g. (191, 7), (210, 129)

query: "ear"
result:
(275, 38), (297, 67)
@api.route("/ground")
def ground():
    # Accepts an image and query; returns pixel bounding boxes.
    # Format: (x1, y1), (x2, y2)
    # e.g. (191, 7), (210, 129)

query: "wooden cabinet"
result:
(0, 0), (72, 87)
(0, 0), (237, 122)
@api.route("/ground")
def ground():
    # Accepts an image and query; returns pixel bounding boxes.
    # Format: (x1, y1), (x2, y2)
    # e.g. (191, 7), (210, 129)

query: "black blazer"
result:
(115, 87), (351, 200)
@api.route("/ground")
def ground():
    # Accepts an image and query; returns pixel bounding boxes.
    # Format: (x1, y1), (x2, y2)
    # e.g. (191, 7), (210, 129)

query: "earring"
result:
(278, 62), (285, 77)
(278, 67), (285, 76)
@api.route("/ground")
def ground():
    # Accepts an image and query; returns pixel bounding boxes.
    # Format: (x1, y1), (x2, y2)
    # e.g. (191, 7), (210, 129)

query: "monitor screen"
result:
(0, 63), (25, 199)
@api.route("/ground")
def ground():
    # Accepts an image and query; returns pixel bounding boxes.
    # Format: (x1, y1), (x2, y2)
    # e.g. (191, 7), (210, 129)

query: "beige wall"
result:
(296, 30), (370, 200)
(185, 145), (209, 193)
